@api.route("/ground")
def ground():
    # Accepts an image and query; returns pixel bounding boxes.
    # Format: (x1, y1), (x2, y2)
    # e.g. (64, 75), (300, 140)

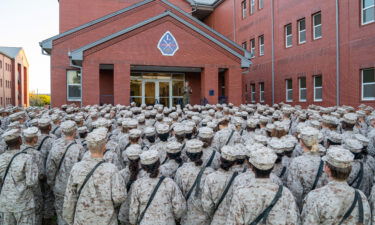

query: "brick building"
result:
(41, 0), (375, 107)
(0, 47), (29, 107)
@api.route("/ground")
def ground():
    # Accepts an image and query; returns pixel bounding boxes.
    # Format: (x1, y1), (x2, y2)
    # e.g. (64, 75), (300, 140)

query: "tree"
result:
(29, 94), (50, 106)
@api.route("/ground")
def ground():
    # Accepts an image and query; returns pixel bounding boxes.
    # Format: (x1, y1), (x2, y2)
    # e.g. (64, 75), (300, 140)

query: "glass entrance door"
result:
(142, 80), (171, 107)
(144, 82), (156, 105)
(159, 81), (170, 107)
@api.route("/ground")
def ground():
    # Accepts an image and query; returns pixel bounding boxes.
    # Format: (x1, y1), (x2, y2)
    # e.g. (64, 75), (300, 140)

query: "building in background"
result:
(0, 47), (29, 107)
(41, 0), (375, 107)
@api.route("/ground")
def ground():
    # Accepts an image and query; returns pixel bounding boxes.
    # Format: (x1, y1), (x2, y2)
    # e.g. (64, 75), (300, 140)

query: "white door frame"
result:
(141, 79), (172, 107)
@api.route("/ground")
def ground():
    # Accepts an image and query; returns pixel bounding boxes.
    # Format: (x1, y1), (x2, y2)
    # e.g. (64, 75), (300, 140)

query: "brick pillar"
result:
(201, 66), (218, 105)
(82, 62), (100, 106)
(114, 63), (130, 105)
(226, 66), (243, 105)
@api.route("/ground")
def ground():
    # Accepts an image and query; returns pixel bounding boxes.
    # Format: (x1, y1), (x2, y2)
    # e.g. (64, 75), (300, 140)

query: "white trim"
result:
(250, 0), (255, 14)
(313, 13), (322, 40)
(259, 35), (264, 56)
(361, 68), (375, 100)
(66, 70), (82, 102)
(313, 76), (323, 102)
(286, 79), (293, 102)
(298, 19), (306, 44)
(157, 31), (179, 56)
(259, 83), (264, 102)
(241, 0), (247, 19)
(258, 0), (264, 9)
(250, 39), (255, 58)
(362, 0), (375, 25)
(285, 24), (292, 48)
(299, 77), (307, 102)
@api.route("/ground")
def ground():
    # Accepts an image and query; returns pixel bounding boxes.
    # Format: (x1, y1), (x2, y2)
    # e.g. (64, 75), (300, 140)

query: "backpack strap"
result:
(52, 126), (59, 135)
(338, 190), (364, 225)
(122, 142), (131, 152)
(311, 160), (324, 190)
(279, 167), (287, 178)
(136, 176), (166, 225)
(55, 141), (76, 177)
(77, 161), (105, 198)
(248, 185), (284, 225)
(0, 151), (27, 194)
(213, 172), (238, 214)
(225, 130), (235, 146)
(186, 150), (216, 200)
(37, 136), (51, 151)
(349, 162), (364, 189)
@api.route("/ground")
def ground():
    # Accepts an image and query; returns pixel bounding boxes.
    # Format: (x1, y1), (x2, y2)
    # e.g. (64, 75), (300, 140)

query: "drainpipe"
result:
(69, 52), (83, 108)
(271, 0), (275, 105)
(335, 0), (340, 106)
(233, 0), (236, 42)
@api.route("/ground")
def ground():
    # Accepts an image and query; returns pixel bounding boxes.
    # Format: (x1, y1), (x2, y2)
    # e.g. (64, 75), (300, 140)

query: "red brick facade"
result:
(43, 0), (375, 107)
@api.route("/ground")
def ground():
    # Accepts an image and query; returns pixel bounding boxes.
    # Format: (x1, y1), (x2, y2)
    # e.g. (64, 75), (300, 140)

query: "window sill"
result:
(362, 21), (374, 26)
(67, 99), (82, 102)
(313, 36), (322, 41)
(299, 100), (307, 102)
(298, 41), (306, 45)
(286, 100), (293, 103)
(314, 99), (323, 102)
(361, 98), (375, 101)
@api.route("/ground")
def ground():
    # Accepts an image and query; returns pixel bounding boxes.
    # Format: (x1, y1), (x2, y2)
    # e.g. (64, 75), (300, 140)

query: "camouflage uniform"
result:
(347, 159), (373, 196)
(63, 157), (126, 225)
(0, 149), (39, 225)
(129, 176), (186, 225)
(201, 146), (220, 170)
(302, 181), (371, 225)
(46, 139), (85, 225)
(83, 149), (122, 170)
(212, 127), (242, 151)
(160, 159), (181, 178)
(174, 162), (214, 225)
(226, 178), (300, 225)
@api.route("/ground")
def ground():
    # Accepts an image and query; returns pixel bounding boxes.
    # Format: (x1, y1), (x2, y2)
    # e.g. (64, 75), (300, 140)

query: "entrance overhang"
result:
(131, 65), (202, 73)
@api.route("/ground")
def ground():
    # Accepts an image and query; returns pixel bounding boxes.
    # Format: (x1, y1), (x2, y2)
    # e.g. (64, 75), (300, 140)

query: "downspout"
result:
(271, 0), (275, 105)
(335, 0), (340, 106)
(69, 52), (83, 108)
(233, 0), (236, 42)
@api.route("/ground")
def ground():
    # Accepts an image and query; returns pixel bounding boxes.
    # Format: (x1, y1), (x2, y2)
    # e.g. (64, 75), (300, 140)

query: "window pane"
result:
(286, 24), (292, 35)
(68, 85), (81, 99)
(287, 36), (292, 47)
(364, 84), (375, 98)
(364, 7), (374, 23)
(130, 80), (142, 96)
(300, 77), (306, 88)
(299, 19), (306, 30)
(364, 0), (374, 8)
(173, 74), (184, 80)
(300, 30), (306, 43)
(315, 76), (322, 87)
(363, 69), (375, 83)
(67, 71), (81, 84)
(300, 89), (306, 100)
(287, 79), (292, 89)
(260, 83), (264, 91)
(314, 25), (322, 38)
(314, 13), (321, 25)
(315, 87), (322, 100)
(173, 80), (184, 96)
(131, 97), (142, 106)
(287, 90), (293, 101)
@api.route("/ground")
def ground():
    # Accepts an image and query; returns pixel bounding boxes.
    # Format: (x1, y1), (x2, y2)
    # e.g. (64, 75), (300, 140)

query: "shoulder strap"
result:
(213, 172), (238, 214)
(225, 130), (235, 146)
(136, 176), (166, 225)
(279, 167), (287, 178)
(0, 151), (27, 194)
(55, 141), (76, 177)
(311, 160), (324, 190)
(77, 161), (105, 198)
(349, 162), (364, 189)
(339, 190), (364, 225)
(122, 142), (131, 152)
(185, 151), (216, 200)
(52, 126), (59, 134)
(37, 136), (51, 151)
(248, 185), (284, 225)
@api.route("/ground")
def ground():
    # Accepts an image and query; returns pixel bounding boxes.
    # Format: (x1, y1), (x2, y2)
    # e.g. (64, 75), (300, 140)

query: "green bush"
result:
(29, 94), (51, 106)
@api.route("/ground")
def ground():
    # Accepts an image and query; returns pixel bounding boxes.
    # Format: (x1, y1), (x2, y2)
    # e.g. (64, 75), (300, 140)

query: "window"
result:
(285, 24), (292, 48)
(259, 83), (265, 102)
(241, 0), (247, 19)
(313, 12), (322, 40)
(67, 70), (81, 101)
(286, 79), (293, 102)
(242, 41), (247, 50)
(0, 79), (2, 87)
(362, 68), (375, 100)
(250, 0), (255, 14)
(0, 60), (2, 69)
(251, 84), (256, 103)
(299, 77), (307, 102)
(362, 0), (375, 25)
(258, 0), (263, 9)
(298, 18), (306, 44)
(250, 39), (255, 58)
(259, 35), (264, 56)
(313, 76), (323, 101)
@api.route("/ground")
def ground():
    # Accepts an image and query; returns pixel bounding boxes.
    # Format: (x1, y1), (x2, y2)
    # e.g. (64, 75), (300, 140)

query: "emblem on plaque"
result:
(157, 31), (179, 56)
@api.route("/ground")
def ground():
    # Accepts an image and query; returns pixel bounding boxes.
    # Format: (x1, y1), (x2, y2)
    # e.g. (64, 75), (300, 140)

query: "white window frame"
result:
(250, 0), (255, 15)
(299, 77), (307, 102)
(259, 83), (265, 102)
(250, 39), (255, 58)
(258, 0), (263, 9)
(313, 76), (323, 102)
(286, 79), (293, 102)
(362, 0), (375, 25)
(241, 0), (247, 19)
(298, 18), (306, 44)
(242, 41), (247, 50)
(67, 70), (82, 101)
(259, 35), (264, 56)
(285, 24), (292, 48)
(362, 68), (375, 100)
(251, 84), (256, 103)
(313, 12), (322, 40)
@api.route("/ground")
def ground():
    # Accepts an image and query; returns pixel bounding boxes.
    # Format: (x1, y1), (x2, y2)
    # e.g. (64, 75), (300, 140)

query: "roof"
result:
(40, 0), (249, 58)
(0, 47), (22, 59)
(69, 11), (251, 68)
(187, 0), (221, 6)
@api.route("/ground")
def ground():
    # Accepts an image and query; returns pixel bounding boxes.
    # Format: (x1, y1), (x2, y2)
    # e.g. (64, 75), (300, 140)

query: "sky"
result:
(0, 0), (59, 94)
